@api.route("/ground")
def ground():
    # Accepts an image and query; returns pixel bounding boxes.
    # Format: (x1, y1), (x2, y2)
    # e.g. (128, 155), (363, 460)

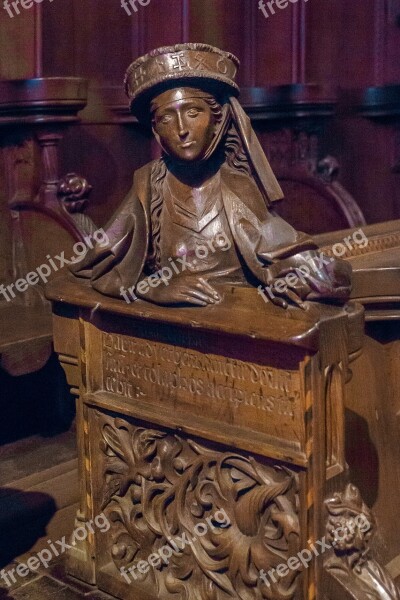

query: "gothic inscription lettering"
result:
(102, 334), (301, 425)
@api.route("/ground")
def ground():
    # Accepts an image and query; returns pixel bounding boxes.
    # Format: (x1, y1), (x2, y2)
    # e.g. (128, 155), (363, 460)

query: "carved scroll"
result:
(97, 413), (301, 600)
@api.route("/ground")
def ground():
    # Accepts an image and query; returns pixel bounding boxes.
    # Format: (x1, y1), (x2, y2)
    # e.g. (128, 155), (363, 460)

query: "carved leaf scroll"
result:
(97, 413), (301, 599)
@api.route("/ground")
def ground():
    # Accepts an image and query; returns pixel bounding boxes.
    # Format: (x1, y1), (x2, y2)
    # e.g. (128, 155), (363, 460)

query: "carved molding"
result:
(264, 131), (366, 230)
(317, 156), (340, 184)
(98, 413), (301, 599)
(0, 77), (93, 242)
(57, 173), (98, 235)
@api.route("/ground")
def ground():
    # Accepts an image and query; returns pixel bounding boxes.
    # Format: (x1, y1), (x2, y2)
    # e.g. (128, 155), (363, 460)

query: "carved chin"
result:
(166, 146), (204, 162)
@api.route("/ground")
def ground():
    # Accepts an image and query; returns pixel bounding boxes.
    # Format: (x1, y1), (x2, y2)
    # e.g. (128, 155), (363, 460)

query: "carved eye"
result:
(187, 108), (201, 118)
(160, 114), (172, 124)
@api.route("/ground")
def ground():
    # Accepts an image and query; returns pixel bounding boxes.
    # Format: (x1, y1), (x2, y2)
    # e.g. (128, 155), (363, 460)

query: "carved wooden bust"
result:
(72, 43), (351, 309)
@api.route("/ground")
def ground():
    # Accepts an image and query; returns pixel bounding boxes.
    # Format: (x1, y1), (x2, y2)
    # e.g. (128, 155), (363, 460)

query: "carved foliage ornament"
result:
(98, 414), (300, 599)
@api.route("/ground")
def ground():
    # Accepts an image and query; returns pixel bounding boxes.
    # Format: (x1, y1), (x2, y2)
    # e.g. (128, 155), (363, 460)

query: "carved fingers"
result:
(143, 276), (221, 307)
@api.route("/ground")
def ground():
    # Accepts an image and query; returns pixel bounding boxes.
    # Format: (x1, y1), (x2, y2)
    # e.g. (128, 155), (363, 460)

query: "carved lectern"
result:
(47, 276), (374, 599)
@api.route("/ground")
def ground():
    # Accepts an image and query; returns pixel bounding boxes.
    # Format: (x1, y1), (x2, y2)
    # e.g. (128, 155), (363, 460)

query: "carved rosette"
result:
(57, 172), (92, 213)
(97, 413), (300, 599)
(324, 484), (400, 600)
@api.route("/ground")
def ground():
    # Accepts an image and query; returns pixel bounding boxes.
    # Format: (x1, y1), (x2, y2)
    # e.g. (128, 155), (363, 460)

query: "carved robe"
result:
(72, 160), (327, 298)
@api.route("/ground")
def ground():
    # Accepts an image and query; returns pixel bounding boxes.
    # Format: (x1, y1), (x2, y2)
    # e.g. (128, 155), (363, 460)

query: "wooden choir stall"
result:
(45, 42), (400, 600)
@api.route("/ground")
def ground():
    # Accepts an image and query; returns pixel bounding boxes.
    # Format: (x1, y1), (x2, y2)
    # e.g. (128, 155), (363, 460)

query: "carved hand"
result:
(265, 251), (352, 309)
(137, 275), (221, 307)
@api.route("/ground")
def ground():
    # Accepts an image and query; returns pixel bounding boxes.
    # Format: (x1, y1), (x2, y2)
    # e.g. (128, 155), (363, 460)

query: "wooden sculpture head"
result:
(151, 88), (221, 163)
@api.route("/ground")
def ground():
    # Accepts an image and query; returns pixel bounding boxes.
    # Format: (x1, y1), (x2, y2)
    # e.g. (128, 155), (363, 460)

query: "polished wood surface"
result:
(47, 274), (359, 354)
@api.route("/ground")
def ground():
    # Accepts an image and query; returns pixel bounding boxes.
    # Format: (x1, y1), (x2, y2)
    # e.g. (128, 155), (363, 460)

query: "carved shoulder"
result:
(220, 164), (270, 223)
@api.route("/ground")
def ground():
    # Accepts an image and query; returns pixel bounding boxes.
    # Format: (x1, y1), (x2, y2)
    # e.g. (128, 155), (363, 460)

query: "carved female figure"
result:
(74, 44), (350, 307)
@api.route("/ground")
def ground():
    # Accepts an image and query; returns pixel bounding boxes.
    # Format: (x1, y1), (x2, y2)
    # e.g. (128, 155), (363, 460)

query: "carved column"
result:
(0, 77), (90, 239)
(0, 77), (91, 377)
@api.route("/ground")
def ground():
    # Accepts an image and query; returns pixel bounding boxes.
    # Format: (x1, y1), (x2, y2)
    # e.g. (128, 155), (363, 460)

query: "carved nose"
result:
(178, 126), (189, 139)
(177, 115), (188, 138)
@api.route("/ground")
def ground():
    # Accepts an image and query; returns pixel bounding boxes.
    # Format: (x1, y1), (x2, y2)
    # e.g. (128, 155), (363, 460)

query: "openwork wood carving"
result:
(98, 413), (301, 599)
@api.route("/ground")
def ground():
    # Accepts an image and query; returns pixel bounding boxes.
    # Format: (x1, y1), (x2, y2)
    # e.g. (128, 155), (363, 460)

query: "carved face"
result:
(151, 89), (217, 162)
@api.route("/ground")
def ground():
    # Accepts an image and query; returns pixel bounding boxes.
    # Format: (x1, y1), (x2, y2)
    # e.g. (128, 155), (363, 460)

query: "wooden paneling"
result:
(140, 0), (189, 52)
(189, 0), (248, 83)
(2, 0), (400, 227)
(0, 9), (37, 78)
(42, 1), (132, 83)
(327, 115), (399, 224)
(59, 122), (151, 227)
(253, 2), (295, 85)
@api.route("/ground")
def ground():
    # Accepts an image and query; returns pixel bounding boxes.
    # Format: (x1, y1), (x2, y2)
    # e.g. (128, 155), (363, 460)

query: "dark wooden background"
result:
(1, 0), (399, 229)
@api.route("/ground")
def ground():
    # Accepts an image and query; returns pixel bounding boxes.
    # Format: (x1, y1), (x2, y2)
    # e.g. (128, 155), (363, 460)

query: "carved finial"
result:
(325, 484), (373, 570)
(57, 173), (92, 213)
(324, 484), (400, 599)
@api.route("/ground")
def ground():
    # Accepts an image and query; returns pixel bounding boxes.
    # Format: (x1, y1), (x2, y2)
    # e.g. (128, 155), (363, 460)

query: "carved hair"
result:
(196, 97), (251, 176)
(147, 97), (251, 271)
(147, 158), (168, 273)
